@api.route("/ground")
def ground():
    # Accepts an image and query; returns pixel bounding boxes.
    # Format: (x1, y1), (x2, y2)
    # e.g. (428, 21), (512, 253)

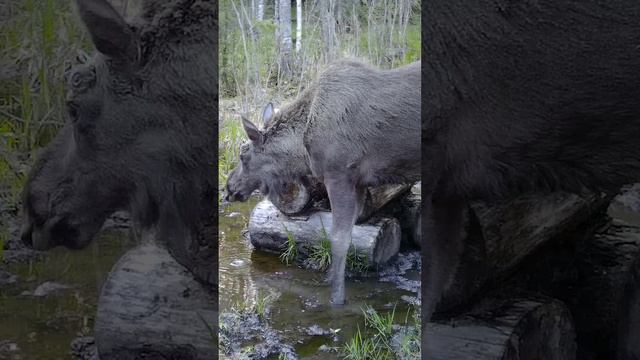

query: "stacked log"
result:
(440, 191), (612, 312)
(427, 294), (576, 360)
(264, 179), (411, 222)
(248, 200), (401, 267)
(434, 187), (640, 359)
(94, 244), (217, 360)
(248, 183), (416, 268)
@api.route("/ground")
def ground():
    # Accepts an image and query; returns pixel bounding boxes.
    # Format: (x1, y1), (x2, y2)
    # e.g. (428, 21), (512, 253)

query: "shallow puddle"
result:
(219, 197), (421, 359)
(0, 229), (135, 359)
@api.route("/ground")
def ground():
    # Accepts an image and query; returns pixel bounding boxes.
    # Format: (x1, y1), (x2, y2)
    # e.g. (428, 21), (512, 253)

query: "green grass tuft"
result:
(279, 224), (298, 266)
(342, 304), (420, 360)
(347, 246), (369, 273)
(308, 223), (332, 271)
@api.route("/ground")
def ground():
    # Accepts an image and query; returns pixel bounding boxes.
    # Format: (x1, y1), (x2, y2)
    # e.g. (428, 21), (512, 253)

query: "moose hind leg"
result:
(325, 176), (359, 305)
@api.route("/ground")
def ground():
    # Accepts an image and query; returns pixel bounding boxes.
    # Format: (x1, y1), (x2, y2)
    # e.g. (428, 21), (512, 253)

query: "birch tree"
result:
(296, 0), (302, 52)
(277, 0), (292, 77)
(256, 0), (264, 20)
(320, 0), (338, 62)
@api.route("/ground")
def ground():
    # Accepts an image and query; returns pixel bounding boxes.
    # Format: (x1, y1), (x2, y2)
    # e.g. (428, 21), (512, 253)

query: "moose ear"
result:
(262, 103), (275, 127)
(242, 117), (263, 145)
(76, 0), (137, 61)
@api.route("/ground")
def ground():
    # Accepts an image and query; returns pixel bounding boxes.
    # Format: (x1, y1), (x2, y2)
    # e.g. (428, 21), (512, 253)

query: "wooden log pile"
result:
(429, 187), (640, 359)
(249, 182), (417, 269)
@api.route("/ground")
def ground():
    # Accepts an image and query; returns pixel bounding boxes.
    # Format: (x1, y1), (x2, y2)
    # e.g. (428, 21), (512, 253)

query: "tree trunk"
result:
(248, 200), (401, 267)
(296, 0), (302, 52)
(256, 0), (264, 20)
(320, 0), (338, 61)
(427, 294), (576, 360)
(95, 244), (217, 360)
(277, 0), (292, 77)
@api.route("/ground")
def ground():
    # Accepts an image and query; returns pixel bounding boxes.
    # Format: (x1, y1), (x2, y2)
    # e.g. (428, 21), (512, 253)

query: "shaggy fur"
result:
(21, 0), (217, 286)
(227, 59), (420, 305)
(423, 0), (640, 351)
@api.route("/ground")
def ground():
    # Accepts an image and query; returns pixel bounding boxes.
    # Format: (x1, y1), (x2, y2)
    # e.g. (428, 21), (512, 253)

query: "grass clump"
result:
(231, 291), (273, 320)
(342, 304), (420, 360)
(1, 0), (93, 208)
(308, 224), (332, 271)
(343, 325), (384, 360)
(218, 115), (246, 202)
(279, 224), (298, 266)
(347, 246), (369, 273)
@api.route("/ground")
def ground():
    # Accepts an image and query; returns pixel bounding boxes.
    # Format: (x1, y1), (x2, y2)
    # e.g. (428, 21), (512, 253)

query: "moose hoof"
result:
(330, 286), (346, 305)
(330, 296), (346, 306)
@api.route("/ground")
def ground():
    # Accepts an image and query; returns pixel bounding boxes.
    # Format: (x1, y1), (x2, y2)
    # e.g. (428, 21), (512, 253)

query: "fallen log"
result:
(266, 180), (412, 222)
(95, 244), (217, 360)
(427, 295), (576, 360)
(570, 222), (640, 360)
(439, 191), (611, 312)
(516, 209), (640, 358)
(248, 200), (401, 267)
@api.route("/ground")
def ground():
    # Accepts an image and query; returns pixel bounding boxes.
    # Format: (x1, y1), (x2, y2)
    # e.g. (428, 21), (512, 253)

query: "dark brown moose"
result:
(225, 60), (421, 305)
(20, 0), (217, 286)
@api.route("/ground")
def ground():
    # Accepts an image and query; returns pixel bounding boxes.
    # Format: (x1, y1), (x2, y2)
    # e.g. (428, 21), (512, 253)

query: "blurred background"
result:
(218, 0), (421, 191)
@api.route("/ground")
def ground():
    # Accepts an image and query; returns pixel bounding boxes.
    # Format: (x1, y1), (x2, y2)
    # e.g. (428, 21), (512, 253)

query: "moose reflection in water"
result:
(225, 60), (421, 305)
(20, 0), (217, 286)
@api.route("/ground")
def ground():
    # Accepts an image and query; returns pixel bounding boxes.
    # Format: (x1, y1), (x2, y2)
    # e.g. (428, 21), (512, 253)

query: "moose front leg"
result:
(324, 175), (362, 305)
(422, 195), (465, 349)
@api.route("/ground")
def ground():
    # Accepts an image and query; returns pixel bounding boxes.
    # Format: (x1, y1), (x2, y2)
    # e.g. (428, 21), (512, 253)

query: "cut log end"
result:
(95, 244), (217, 360)
(428, 295), (576, 360)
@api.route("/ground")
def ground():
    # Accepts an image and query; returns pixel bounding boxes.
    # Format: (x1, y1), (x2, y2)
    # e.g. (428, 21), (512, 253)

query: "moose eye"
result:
(72, 72), (82, 87)
(67, 65), (96, 93)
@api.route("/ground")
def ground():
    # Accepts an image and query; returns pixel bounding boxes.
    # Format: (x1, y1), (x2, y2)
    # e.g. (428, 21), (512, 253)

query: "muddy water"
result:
(0, 229), (134, 359)
(219, 198), (421, 359)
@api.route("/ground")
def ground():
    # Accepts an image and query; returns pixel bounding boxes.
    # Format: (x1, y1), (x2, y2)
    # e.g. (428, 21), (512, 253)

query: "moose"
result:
(20, 0), (217, 286)
(225, 60), (421, 305)
(423, 0), (640, 353)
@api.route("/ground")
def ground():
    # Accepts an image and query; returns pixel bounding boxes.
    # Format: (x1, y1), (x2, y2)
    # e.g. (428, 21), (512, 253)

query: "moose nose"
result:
(20, 226), (33, 248)
(20, 212), (34, 247)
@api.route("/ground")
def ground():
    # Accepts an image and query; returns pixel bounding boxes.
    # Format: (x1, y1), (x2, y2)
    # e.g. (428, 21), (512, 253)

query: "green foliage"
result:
(218, 115), (246, 201)
(230, 291), (272, 320)
(404, 24), (421, 66)
(254, 292), (272, 320)
(342, 304), (420, 360)
(397, 311), (420, 360)
(343, 326), (383, 360)
(364, 304), (395, 339)
(308, 223), (332, 271)
(1, 0), (92, 208)
(347, 246), (369, 273)
(279, 224), (298, 266)
(218, 0), (421, 99)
